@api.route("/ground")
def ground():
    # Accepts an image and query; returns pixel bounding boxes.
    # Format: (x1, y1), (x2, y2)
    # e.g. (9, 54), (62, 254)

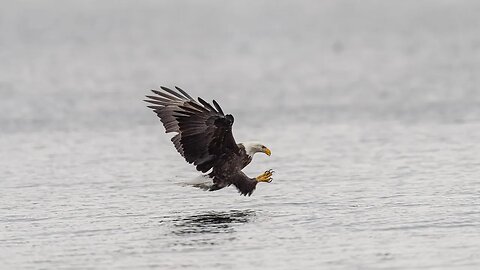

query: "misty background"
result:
(1, 1), (480, 269)
(2, 0), (479, 131)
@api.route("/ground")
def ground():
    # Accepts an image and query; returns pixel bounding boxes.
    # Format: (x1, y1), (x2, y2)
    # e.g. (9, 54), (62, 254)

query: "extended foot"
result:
(256, 169), (274, 183)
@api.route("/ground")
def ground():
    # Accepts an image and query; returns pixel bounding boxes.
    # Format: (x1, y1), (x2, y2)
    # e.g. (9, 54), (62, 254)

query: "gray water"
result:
(1, 1), (480, 269)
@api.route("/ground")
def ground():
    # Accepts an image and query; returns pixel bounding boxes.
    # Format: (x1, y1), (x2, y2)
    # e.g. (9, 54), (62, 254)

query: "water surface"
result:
(1, 1), (480, 269)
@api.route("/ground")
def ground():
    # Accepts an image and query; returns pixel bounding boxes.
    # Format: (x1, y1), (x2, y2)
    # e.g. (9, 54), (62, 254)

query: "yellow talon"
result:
(256, 169), (274, 183)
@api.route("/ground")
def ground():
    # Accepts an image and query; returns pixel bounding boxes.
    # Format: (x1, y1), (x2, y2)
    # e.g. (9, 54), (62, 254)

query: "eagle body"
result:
(145, 86), (273, 196)
(208, 144), (253, 193)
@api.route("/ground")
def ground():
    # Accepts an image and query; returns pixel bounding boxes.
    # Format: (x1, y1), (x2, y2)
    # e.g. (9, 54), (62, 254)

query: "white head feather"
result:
(240, 141), (271, 157)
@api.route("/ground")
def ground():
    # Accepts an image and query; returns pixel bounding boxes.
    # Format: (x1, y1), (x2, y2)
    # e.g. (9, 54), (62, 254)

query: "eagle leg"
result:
(255, 169), (274, 183)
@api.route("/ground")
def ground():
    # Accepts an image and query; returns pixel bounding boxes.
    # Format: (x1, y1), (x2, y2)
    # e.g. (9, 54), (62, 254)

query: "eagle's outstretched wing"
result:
(144, 86), (238, 173)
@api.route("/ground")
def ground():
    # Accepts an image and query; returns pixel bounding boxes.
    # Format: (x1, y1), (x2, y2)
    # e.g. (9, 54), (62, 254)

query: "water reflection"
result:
(171, 209), (255, 235)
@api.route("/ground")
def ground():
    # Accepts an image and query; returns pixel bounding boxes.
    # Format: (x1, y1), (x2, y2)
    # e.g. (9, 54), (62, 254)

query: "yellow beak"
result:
(264, 147), (271, 156)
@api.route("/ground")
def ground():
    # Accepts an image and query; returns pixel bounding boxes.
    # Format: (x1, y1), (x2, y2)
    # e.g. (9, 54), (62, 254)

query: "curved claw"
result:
(256, 169), (275, 183)
(266, 170), (274, 178)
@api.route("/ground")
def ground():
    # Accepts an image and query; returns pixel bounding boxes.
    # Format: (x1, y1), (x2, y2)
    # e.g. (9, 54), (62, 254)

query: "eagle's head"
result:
(242, 142), (271, 157)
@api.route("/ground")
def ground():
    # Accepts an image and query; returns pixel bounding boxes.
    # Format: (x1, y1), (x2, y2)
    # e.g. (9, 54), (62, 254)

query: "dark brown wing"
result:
(144, 86), (238, 173)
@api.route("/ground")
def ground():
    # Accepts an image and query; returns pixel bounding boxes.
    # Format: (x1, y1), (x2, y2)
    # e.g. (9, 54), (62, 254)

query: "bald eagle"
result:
(144, 86), (273, 196)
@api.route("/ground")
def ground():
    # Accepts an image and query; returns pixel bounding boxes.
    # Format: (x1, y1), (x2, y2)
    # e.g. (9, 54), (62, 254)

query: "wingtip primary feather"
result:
(146, 95), (171, 103)
(152, 89), (182, 101)
(197, 97), (217, 112)
(159, 86), (171, 91)
(146, 105), (163, 110)
(212, 100), (224, 115)
(161, 86), (186, 100)
(175, 86), (194, 100)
